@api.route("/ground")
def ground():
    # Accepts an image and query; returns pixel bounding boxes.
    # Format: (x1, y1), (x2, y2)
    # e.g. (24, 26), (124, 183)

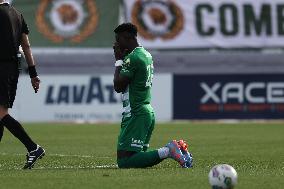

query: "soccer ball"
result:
(208, 164), (238, 189)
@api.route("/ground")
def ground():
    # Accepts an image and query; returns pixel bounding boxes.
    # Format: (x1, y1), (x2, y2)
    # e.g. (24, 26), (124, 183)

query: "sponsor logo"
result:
(195, 3), (284, 37)
(131, 0), (184, 40)
(201, 82), (284, 104)
(36, 0), (98, 43)
(130, 138), (144, 148)
(45, 77), (120, 105)
(199, 82), (284, 112)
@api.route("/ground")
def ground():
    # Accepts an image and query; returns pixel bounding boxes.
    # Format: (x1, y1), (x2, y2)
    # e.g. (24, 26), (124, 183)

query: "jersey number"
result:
(145, 64), (154, 87)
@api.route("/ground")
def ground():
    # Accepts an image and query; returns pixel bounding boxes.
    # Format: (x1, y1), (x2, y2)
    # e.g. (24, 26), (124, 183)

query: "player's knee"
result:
(117, 158), (129, 168)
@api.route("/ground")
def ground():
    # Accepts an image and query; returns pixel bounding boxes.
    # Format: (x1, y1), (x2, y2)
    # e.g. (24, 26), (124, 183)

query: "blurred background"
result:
(10, 0), (284, 122)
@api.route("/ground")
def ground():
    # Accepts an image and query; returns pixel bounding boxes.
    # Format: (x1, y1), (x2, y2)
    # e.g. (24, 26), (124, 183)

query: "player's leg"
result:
(117, 113), (160, 168)
(117, 112), (165, 168)
(142, 112), (155, 152)
(117, 113), (176, 168)
(117, 112), (190, 168)
(143, 114), (193, 168)
(117, 150), (162, 168)
(118, 139), (192, 168)
(117, 142), (188, 168)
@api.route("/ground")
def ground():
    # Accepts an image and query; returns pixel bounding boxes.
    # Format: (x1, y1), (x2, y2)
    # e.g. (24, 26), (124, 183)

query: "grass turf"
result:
(0, 122), (283, 189)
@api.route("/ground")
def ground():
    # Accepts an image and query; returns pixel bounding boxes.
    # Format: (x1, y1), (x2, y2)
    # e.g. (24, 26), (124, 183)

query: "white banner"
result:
(124, 0), (284, 48)
(10, 74), (172, 123)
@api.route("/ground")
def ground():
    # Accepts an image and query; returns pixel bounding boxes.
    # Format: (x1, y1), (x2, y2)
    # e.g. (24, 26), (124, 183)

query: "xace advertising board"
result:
(174, 74), (284, 119)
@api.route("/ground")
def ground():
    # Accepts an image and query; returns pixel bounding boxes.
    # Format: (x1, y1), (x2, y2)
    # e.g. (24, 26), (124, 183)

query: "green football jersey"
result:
(120, 47), (154, 116)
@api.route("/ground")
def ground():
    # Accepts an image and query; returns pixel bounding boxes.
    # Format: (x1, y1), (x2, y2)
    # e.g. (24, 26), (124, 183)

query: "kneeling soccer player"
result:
(112, 23), (193, 168)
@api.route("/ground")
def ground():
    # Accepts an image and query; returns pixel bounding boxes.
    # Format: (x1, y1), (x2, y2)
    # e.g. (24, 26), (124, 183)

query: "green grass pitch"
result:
(0, 122), (283, 189)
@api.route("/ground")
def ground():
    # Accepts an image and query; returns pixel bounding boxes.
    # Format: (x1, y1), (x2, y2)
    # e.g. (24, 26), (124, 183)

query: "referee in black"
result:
(0, 0), (45, 169)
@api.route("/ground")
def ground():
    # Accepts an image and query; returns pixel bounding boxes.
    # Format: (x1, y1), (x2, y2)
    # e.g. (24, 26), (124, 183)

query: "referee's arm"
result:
(21, 33), (40, 93)
(21, 34), (35, 67)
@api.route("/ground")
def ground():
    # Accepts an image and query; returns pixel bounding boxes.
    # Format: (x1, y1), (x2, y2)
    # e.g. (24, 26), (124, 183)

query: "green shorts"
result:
(117, 112), (155, 152)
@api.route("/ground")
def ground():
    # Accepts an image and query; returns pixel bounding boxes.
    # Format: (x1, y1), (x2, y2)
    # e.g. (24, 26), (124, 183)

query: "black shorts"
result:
(0, 63), (19, 108)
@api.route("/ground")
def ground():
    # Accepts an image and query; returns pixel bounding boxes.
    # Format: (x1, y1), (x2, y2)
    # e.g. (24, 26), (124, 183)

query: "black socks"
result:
(1, 114), (37, 152)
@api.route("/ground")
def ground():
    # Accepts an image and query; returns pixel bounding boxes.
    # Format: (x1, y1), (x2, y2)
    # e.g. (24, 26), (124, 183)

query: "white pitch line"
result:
(29, 164), (118, 170)
(0, 152), (117, 170)
(0, 164), (118, 171)
(0, 152), (113, 159)
(0, 152), (118, 171)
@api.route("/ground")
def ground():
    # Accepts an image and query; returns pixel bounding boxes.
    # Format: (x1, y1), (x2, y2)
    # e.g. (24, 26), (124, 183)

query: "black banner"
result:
(174, 74), (284, 119)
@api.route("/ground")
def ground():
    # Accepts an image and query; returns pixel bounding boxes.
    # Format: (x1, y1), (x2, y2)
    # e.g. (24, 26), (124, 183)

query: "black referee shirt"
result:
(0, 2), (29, 62)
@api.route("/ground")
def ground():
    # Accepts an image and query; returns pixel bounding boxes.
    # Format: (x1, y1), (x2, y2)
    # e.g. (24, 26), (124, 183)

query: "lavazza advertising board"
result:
(11, 74), (172, 122)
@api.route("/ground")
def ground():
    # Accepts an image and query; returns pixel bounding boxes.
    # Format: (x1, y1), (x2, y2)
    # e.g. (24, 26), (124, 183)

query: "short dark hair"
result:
(114, 23), (138, 36)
